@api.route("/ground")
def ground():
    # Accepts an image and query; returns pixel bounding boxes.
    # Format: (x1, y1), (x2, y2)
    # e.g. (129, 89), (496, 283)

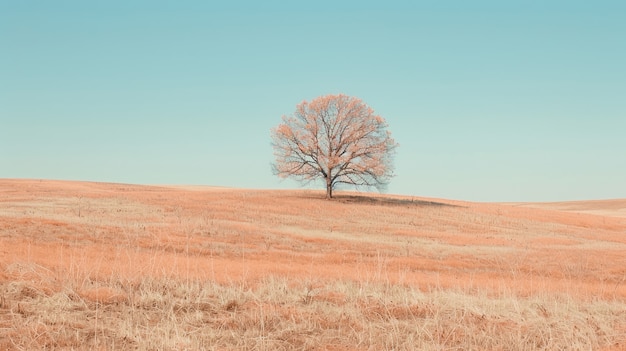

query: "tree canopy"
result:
(271, 94), (397, 199)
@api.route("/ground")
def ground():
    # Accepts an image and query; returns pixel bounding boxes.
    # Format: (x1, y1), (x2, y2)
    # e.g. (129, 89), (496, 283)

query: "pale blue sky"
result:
(1, 1), (625, 201)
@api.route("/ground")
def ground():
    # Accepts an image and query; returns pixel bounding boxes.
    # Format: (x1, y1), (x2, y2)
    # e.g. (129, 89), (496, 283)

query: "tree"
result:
(271, 94), (398, 199)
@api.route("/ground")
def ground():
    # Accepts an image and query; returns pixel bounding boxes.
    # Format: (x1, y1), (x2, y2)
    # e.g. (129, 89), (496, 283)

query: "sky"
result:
(1, 1), (625, 202)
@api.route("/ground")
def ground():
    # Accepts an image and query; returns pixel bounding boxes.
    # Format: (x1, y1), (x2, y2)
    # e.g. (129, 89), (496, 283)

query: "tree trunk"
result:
(326, 175), (333, 199)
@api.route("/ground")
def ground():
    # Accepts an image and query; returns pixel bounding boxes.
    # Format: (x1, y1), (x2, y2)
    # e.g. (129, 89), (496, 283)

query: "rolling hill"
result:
(1, 179), (625, 350)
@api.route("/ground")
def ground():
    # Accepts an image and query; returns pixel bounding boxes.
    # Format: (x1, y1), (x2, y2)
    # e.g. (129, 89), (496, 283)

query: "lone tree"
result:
(271, 94), (398, 199)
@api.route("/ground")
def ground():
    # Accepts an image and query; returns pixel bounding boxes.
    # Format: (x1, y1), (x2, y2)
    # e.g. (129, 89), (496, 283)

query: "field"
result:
(1, 179), (625, 350)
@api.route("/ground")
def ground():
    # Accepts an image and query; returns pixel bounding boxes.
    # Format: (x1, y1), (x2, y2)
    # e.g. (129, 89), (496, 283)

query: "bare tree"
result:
(271, 94), (398, 199)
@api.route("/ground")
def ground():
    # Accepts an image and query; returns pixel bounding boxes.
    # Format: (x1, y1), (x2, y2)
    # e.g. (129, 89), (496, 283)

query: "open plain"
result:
(1, 179), (625, 350)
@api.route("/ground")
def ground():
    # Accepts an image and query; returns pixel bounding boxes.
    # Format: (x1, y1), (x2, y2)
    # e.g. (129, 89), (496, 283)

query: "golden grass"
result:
(2, 274), (625, 350)
(1, 179), (626, 350)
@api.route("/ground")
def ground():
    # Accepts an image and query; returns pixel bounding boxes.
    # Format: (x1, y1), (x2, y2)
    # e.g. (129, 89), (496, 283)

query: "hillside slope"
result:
(1, 179), (625, 350)
(508, 199), (626, 218)
(1, 179), (625, 296)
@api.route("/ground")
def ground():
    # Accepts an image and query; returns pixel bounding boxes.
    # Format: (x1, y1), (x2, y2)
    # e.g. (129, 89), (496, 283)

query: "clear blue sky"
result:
(1, 1), (625, 201)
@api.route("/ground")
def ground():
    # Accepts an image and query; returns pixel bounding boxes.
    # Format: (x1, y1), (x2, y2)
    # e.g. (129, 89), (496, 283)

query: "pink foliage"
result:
(271, 94), (397, 198)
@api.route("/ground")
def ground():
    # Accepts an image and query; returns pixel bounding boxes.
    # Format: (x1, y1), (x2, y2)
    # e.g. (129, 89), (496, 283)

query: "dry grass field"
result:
(1, 179), (625, 350)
